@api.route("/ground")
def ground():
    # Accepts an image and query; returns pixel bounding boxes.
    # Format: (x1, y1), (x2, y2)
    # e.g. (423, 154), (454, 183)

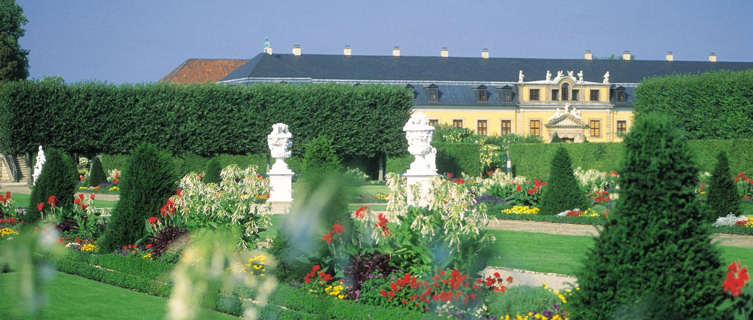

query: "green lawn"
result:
(488, 230), (753, 276)
(0, 272), (237, 320)
(0, 192), (118, 209)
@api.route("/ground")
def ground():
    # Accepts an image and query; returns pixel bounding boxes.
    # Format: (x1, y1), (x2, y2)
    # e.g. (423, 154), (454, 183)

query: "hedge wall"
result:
(510, 140), (753, 179)
(0, 80), (413, 161)
(386, 143), (481, 176)
(634, 69), (753, 139)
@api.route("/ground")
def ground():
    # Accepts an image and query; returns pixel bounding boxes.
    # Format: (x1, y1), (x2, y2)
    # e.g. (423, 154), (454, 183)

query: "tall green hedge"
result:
(510, 140), (753, 179)
(0, 80), (413, 161)
(386, 143), (481, 176)
(634, 69), (753, 139)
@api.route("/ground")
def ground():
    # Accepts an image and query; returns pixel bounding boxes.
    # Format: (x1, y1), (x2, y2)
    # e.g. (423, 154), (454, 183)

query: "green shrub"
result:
(27, 148), (77, 222)
(301, 135), (342, 176)
(634, 69), (753, 139)
(539, 147), (589, 215)
(569, 114), (725, 319)
(550, 132), (561, 143)
(88, 156), (107, 186)
(100, 143), (176, 252)
(435, 143), (481, 176)
(203, 157), (222, 184)
(486, 286), (561, 317)
(707, 152), (741, 220)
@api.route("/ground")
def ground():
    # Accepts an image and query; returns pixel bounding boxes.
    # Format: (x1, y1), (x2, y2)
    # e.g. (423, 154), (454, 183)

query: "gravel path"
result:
(480, 266), (577, 291)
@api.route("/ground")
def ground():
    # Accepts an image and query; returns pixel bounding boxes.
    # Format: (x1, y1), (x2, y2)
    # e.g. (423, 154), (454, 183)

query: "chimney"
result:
(292, 44), (301, 56)
(343, 45), (352, 56)
(392, 46), (400, 57)
(709, 52), (717, 62)
(665, 51), (673, 62)
(264, 46), (273, 55)
(622, 51), (632, 61)
(481, 48), (489, 59)
(440, 47), (448, 58)
(584, 50), (593, 60)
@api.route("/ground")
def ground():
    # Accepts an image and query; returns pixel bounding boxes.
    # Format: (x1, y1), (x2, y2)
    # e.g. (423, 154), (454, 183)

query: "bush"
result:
(569, 114), (725, 319)
(100, 143), (176, 252)
(88, 156), (106, 186)
(550, 132), (561, 143)
(301, 135), (342, 176)
(435, 143), (481, 176)
(539, 147), (589, 215)
(27, 148), (77, 222)
(634, 69), (753, 139)
(203, 157), (221, 184)
(707, 152), (741, 220)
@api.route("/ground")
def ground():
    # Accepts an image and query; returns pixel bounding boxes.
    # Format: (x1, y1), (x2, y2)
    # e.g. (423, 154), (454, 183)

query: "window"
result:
(501, 120), (512, 135)
(477, 120), (488, 135)
(616, 87), (626, 103)
(572, 89), (579, 101)
(501, 86), (514, 104)
(452, 119), (463, 128)
(617, 120), (627, 137)
(476, 85), (487, 104)
(589, 120), (601, 137)
(426, 84), (439, 104)
(429, 119), (439, 127)
(590, 89), (600, 102)
(529, 89), (540, 101)
(529, 120), (541, 136)
(552, 89), (559, 101)
(562, 83), (569, 101)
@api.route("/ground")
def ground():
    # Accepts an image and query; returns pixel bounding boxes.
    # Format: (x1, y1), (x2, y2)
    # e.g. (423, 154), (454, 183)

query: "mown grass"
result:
(0, 192), (118, 209)
(488, 230), (753, 276)
(0, 272), (237, 320)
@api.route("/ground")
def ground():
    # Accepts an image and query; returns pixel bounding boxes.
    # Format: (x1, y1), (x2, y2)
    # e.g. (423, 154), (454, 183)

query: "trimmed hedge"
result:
(102, 153), (269, 177)
(634, 69), (753, 139)
(386, 143), (481, 176)
(0, 81), (413, 161)
(51, 251), (434, 319)
(510, 140), (753, 179)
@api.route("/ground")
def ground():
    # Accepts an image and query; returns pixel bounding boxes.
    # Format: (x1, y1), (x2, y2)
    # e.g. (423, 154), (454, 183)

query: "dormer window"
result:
(561, 83), (569, 101)
(500, 86), (514, 104)
(426, 84), (439, 104)
(616, 86), (626, 103)
(475, 85), (487, 104)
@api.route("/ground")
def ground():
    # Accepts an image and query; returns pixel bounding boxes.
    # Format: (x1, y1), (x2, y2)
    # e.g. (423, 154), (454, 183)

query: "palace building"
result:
(164, 46), (753, 143)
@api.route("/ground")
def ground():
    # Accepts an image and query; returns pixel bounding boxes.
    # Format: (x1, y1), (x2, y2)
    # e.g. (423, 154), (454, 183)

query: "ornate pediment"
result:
(546, 104), (588, 128)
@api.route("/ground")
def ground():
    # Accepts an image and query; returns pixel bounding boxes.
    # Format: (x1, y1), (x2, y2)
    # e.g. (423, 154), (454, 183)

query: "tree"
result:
(301, 135), (342, 176)
(27, 149), (77, 222)
(88, 156), (107, 187)
(550, 132), (561, 143)
(569, 114), (724, 319)
(706, 152), (741, 220)
(539, 147), (589, 215)
(100, 143), (175, 252)
(0, 0), (29, 82)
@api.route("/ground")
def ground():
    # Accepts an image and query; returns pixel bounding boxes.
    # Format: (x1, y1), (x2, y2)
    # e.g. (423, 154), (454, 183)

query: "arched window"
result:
(561, 83), (569, 101)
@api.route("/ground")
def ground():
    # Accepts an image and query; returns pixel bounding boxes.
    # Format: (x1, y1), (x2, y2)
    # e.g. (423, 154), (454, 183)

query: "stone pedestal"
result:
(405, 171), (435, 207)
(268, 168), (293, 203)
(267, 123), (295, 213)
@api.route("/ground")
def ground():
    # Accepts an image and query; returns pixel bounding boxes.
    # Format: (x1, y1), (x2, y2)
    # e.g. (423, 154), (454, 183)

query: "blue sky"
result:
(17, 0), (753, 84)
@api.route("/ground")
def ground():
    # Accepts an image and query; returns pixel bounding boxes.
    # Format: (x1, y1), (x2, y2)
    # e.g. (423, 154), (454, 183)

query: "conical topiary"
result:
(706, 152), (740, 220)
(539, 147), (588, 215)
(100, 143), (175, 252)
(88, 156), (107, 187)
(203, 157), (222, 184)
(550, 132), (561, 143)
(27, 148), (78, 222)
(569, 114), (725, 319)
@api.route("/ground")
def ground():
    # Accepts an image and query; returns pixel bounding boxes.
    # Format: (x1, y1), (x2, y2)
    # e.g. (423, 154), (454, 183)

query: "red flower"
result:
(90, 194), (95, 200)
(47, 195), (57, 207)
(453, 178), (464, 184)
(723, 261), (749, 297)
(122, 245), (128, 250)
(354, 206), (369, 219)
(332, 223), (344, 235)
(376, 213), (390, 236)
(446, 173), (453, 178)
(148, 216), (159, 225)
(74, 198), (80, 204)
(493, 272), (500, 278)
(506, 276), (513, 283)
(380, 289), (387, 297)
(527, 188), (534, 195)
(516, 184), (522, 192)
(4, 191), (9, 200)
(37, 202), (44, 211)
(79, 193), (85, 201)
(146, 244), (152, 249)
(312, 265), (321, 272)
(81, 203), (88, 210)
(322, 232), (333, 244)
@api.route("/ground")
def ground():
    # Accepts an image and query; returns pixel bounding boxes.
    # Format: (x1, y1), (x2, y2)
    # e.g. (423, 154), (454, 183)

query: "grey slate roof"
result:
(222, 53), (753, 84)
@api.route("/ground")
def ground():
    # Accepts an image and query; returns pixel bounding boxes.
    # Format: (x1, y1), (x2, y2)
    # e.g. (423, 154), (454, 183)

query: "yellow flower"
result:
(143, 252), (152, 259)
(80, 243), (97, 252)
(502, 205), (539, 215)
(0, 227), (19, 238)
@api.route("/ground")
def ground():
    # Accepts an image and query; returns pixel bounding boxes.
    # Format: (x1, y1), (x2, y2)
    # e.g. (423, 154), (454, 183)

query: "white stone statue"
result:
(545, 70), (552, 81)
(577, 70), (584, 83)
(556, 70), (564, 78)
(32, 145), (45, 185)
(404, 113), (437, 174)
(518, 70), (524, 83)
(567, 70), (574, 78)
(267, 123), (292, 172)
(603, 71), (610, 84)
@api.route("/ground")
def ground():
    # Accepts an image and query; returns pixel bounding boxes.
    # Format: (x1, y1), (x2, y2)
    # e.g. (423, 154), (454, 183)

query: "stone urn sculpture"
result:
(267, 123), (294, 207)
(403, 113), (437, 207)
